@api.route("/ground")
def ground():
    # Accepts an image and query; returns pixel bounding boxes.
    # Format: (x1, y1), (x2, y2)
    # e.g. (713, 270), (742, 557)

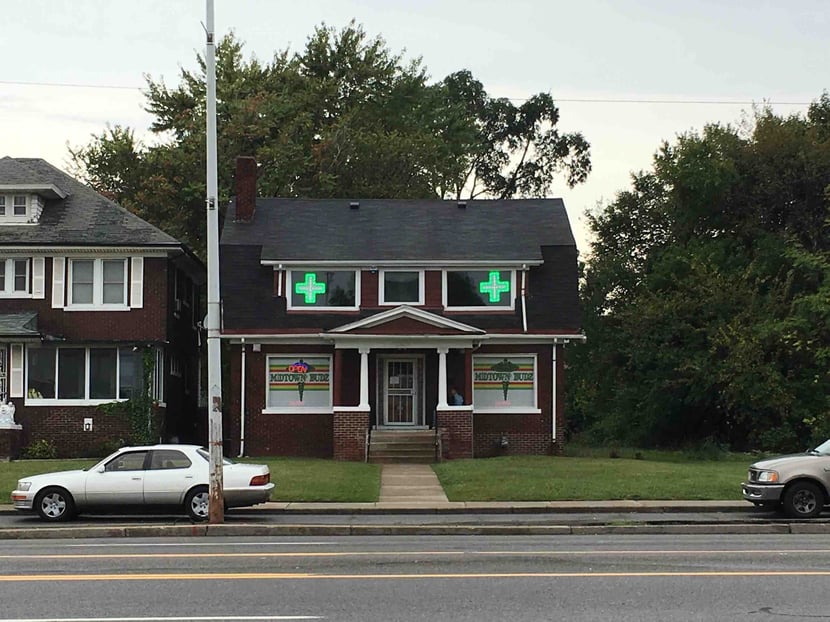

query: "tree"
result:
(568, 95), (830, 452)
(70, 23), (590, 258)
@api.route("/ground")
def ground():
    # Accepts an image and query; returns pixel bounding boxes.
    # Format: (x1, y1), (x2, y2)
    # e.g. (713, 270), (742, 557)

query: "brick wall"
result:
(437, 409), (473, 459)
(16, 405), (143, 458)
(227, 343), (334, 457)
(333, 410), (369, 461)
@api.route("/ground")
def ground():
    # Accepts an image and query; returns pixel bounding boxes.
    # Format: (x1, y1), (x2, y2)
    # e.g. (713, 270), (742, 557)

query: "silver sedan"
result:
(11, 444), (275, 522)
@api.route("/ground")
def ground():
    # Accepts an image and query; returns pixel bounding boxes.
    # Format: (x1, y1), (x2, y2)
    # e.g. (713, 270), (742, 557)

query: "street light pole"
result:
(205, 0), (224, 524)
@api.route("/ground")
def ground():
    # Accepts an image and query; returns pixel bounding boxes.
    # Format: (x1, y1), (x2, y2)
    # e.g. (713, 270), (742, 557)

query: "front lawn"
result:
(432, 455), (750, 501)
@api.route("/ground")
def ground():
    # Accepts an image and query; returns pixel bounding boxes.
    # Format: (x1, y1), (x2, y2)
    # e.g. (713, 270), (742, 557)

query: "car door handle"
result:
(131, 477), (142, 481)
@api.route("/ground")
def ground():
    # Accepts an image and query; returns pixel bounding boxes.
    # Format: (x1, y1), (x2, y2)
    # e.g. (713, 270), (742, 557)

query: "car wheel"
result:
(34, 487), (76, 522)
(185, 486), (209, 521)
(783, 481), (824, 519)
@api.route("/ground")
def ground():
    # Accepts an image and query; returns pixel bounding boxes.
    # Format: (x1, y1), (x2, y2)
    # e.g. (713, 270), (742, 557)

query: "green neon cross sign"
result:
(479, 271), (510, 303)
(295, 272), (326, 304)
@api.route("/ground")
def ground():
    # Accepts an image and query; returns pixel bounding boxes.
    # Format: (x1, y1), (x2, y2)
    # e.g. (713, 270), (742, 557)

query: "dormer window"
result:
(0, 194), (35, 223)
(13, 196), (26, 216)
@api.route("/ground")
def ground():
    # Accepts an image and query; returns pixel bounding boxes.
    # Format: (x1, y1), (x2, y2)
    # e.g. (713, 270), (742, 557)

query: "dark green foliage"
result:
(69, 23), (590, 260)
(569, 94), (830, 453)
(21, 439), (57, 460)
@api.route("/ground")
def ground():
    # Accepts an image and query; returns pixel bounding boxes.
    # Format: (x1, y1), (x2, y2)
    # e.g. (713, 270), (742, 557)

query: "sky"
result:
(2, 0), (826, 254)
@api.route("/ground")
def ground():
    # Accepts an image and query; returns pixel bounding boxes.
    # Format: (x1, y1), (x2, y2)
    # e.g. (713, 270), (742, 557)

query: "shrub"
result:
(22, 439), (57, 459)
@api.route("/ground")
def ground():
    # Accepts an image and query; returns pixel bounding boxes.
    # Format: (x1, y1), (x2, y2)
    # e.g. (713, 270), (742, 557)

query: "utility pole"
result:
(205, 0), (224, 524)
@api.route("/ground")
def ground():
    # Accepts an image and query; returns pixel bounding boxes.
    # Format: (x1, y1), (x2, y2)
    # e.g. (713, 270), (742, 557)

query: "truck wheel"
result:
(783, 482), (824, 519)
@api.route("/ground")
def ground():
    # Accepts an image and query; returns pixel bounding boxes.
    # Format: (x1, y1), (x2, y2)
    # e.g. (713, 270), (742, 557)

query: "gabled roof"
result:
(221, 198), (575, 263)
(0, 157), (181, 248)
(326, 306), (485, 335)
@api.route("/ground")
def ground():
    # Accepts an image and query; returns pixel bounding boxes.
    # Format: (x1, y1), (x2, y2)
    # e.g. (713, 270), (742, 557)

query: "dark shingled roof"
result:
(221, 198), (575, 262)
(0, 157), (180, 247)
(0, 312), (39, 338)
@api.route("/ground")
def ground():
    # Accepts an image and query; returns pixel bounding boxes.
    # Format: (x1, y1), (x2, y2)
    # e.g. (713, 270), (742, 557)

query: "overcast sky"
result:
(2, 0), (826, 253)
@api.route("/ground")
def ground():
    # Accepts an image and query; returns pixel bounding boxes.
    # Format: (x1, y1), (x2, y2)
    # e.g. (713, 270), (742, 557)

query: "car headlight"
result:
(757, 470), (779, 483)
(16, 481), (31, 491)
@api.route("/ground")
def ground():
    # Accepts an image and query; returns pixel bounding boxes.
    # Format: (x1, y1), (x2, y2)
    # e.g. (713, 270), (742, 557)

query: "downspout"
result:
(551, 343), (557, 441)
(239, 338), (246, 457)
(520, 265), (528, 333)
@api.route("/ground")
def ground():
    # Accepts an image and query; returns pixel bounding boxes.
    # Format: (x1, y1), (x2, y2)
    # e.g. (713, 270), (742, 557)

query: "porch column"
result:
(333, 349), (343, 407)
(359, 347), (370, 409)
(437, 347), (449, 408)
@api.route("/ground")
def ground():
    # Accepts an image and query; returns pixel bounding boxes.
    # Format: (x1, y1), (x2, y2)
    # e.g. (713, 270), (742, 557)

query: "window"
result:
(266, 355), (332, 412)
(104, 451), (148, 472)
(288, 270), (358, 310)
(13, 196), (26, 216)
(472, 354), (537, 411)
(150, 449), (191, 470)
(0, 195), (31, 220)
(380, 270), (423, 305)
(68, 258), (127, 307)
(25, 345), (160, 403)
(0, 259), (30, 295)
(445, 270), (515, 309)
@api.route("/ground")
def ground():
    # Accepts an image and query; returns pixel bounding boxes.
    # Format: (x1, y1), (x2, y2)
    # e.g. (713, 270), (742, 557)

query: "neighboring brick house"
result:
(220, 157), (583, 461)
(0, 157), (205, 457)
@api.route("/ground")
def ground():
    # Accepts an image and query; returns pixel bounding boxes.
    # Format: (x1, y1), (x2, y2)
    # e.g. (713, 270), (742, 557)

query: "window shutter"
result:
(130, 257), (144, 308)
(51, 257), (65, 308)
(10, 344), (23, 398)
(32, 257), (45, 299)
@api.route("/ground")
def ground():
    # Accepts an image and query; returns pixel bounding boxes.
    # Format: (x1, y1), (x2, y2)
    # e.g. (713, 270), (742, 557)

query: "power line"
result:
(0, 79), (813, 106)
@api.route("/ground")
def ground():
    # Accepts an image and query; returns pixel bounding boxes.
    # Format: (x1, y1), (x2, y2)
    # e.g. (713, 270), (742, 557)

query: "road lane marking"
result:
(0, 617), (321, 621)
(2, 570), (830, 582)
(0, 548), (827, 560)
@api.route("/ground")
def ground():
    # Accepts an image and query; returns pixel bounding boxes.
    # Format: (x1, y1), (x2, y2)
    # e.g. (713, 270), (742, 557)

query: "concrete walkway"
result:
(378, 464), (449, 504)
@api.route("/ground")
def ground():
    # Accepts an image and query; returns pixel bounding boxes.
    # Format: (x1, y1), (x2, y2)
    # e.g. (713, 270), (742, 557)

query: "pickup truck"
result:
(742, 439), (830, 518)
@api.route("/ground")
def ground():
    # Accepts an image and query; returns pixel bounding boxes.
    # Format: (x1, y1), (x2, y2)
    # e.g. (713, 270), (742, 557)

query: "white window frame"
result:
(471, 353), (540, 413)
(442, 269), (516, 311)
(67, 258), (129, 310)
(13, 195), (27, 216)
(24, 345), (164, 407)
(286, 270), (360, 311)
(0, 258), (31, 297)
(379, 269), (424, 306)
(263, 354), (333, 414)
(0, 194), (32, 223)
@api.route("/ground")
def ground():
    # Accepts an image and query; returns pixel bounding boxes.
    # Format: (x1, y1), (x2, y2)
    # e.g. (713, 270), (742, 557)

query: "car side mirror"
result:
(97, 466), (106, 473)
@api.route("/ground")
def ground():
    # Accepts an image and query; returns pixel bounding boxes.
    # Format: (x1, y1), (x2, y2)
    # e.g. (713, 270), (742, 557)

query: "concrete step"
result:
(370, 441), (437, 451)
(369, 456), (435, 464)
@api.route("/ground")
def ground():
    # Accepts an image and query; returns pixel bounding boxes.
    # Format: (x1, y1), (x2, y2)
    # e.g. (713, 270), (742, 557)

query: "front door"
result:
(383, 358), (419, 425)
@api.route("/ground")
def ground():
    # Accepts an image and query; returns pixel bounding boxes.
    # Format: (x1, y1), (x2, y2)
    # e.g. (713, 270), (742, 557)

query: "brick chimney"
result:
(234, 156), (257, 222)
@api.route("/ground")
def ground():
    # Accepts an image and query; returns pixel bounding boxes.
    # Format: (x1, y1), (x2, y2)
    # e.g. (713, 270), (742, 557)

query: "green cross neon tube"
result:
(295, 272), (327, 303)
(479, 271), (510, 303)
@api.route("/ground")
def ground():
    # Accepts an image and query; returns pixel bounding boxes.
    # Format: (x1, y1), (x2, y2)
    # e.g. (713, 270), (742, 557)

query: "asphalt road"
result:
(1, 533), (829, 621)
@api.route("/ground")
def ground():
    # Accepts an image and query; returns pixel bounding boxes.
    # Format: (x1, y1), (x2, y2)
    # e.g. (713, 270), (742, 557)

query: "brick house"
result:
(0, 157), (205, 458)
(220, 157), (583, 461)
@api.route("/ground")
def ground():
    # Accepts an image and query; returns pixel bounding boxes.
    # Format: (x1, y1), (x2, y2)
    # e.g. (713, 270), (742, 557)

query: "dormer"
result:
(0, 183), (66, 225)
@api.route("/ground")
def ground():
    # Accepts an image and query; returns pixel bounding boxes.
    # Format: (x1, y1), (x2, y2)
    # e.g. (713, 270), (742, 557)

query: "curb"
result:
(0, 501), (748, 516)
(0, 521), (825, 540)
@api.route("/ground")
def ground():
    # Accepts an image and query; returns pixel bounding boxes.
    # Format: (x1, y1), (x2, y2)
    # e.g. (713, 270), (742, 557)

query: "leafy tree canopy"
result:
(69, 22), (590, 258)
(569, 94), (830, 453)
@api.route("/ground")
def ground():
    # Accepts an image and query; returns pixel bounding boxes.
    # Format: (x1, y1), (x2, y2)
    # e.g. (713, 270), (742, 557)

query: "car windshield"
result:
(196, 448), (235, 465)
(810, 440), (830, 455)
